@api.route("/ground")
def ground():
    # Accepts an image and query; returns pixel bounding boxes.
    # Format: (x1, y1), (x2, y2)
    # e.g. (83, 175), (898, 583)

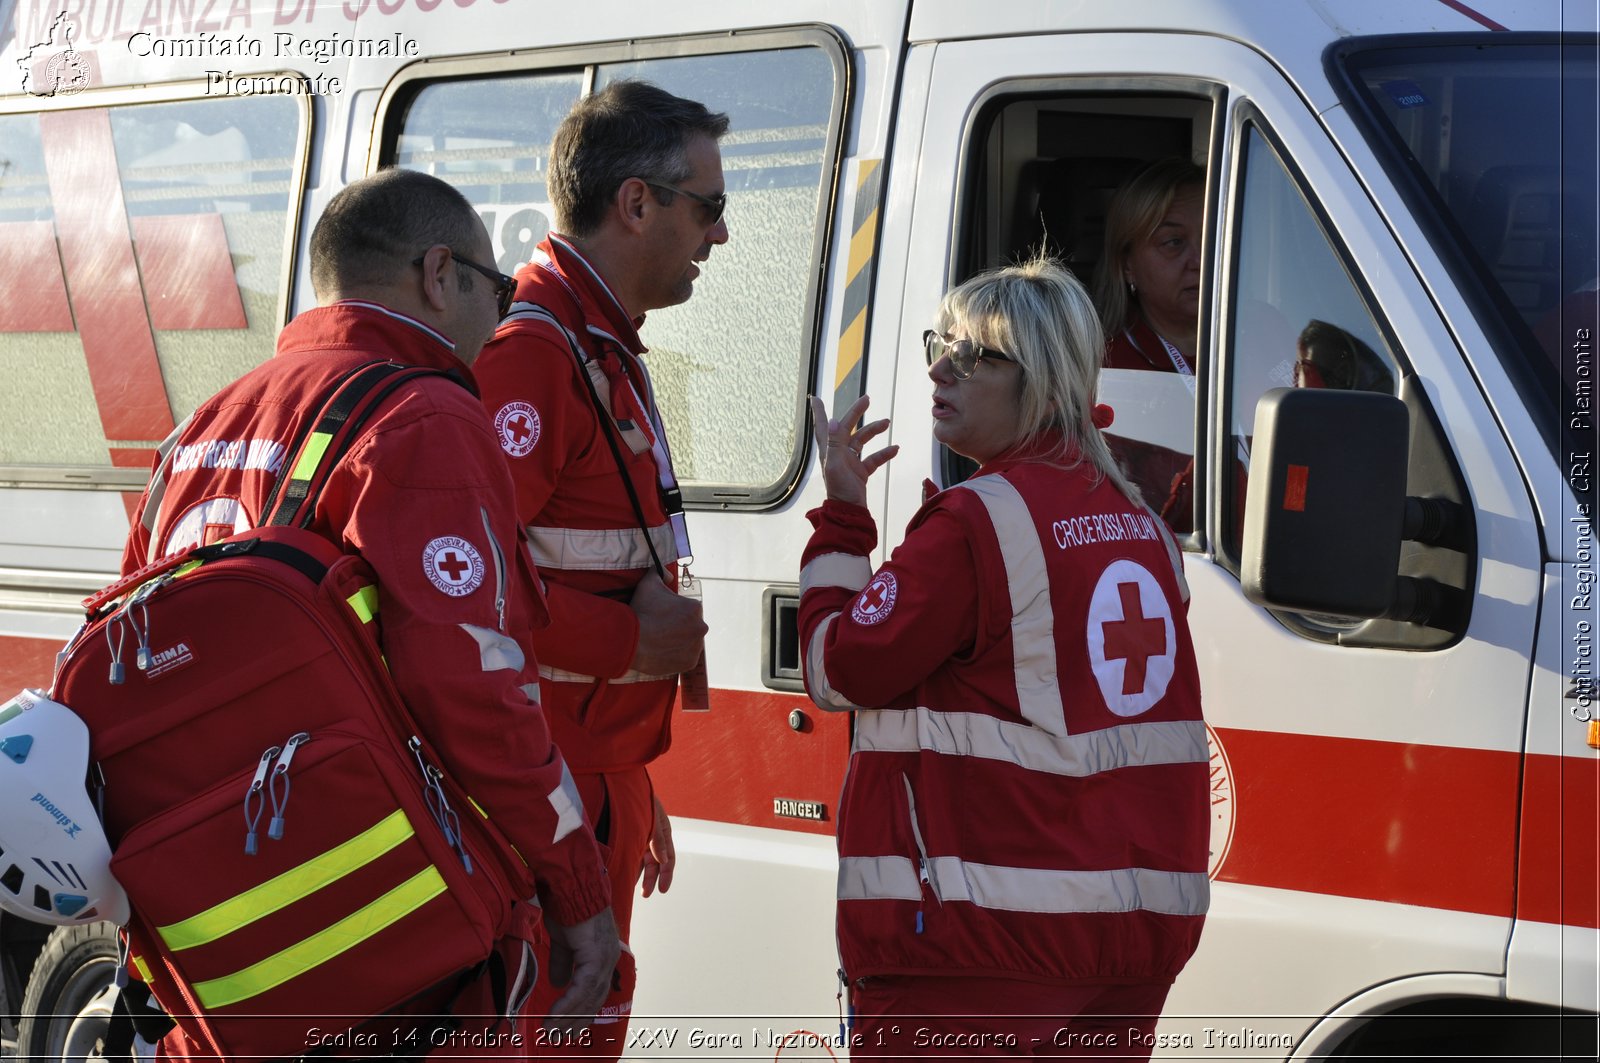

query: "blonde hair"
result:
(1092, 157), (1205, 338)
(937, 254), (1142, 504)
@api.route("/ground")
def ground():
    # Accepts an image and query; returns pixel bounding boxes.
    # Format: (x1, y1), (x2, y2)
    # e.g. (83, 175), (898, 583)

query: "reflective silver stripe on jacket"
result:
(952, 474), (1066, 735)
(525, 523), (677, 572)
(799, 551), (872, 596)
(548, 760), (585, 843)
(854, 708), (1207, 775)
(838, 855), (1209, 916)
(459, 624), (526, 673)
(537, 663), (676, 686)
(806, 611), (863, 712)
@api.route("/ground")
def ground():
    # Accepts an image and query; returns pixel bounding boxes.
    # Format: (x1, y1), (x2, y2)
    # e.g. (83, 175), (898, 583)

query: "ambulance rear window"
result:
(0, 92), (308, 483)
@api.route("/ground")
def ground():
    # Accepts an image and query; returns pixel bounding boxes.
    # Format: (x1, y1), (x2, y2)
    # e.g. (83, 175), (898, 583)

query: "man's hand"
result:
(640, 792), (675, 898)
(629, 571), (706, 676)
(543, 907), (621, 1033)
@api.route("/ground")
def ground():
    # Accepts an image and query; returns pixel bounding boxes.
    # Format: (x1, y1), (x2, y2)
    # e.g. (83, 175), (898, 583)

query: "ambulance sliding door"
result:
(901, 30), (1541, 1054)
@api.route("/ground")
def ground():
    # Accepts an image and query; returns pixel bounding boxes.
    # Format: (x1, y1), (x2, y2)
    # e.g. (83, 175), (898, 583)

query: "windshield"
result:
(1337, 37), (1598, 494)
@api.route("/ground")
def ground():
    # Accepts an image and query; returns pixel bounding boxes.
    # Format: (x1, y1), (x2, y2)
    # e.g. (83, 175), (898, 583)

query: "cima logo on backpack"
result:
(46, 363), (523, 1060)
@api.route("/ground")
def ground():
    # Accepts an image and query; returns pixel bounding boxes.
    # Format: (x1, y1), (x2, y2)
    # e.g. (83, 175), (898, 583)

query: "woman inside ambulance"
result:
(799, 257), (1209, 1059)
(1092, 157), (1205, 532)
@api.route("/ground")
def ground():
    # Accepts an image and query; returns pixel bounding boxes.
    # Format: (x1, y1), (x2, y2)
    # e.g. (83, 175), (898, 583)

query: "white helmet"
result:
(0, 690), (129, 926)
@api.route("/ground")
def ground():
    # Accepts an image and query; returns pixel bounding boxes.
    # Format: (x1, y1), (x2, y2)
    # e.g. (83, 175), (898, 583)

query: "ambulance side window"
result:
(392, 72), (586, 275)
(0, 94), (306, 479)
(387, 39), (843, 506)
(1221, 122), (1401, 558)
(598, 51), (837, 500)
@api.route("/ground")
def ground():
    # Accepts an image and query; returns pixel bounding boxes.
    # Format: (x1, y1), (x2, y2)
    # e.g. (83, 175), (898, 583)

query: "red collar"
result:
(1118, 319), (1173, 371)
(275, 301), (477, 387)
(978, 429), (1084, 475)
(527, 235), (647, 355)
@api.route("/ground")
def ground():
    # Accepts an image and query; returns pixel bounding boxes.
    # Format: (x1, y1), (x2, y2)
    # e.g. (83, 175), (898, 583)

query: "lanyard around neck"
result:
(1125, 327), (1197, 399)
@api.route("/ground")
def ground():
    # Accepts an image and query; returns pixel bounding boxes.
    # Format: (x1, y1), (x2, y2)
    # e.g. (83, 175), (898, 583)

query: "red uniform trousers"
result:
(849, 976), (1172, 1061)
(526, 766), (651, 1059)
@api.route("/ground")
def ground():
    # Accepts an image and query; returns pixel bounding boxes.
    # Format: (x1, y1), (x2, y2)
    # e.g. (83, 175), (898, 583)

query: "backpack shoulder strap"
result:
(82, 363), (454, 615)
(263, 361), (457, 529)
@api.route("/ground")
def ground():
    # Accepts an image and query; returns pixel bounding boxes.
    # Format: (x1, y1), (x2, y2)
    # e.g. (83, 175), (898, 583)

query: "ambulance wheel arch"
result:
(15, 921), (119, 1063)
(1297, 973), (1599, 1061)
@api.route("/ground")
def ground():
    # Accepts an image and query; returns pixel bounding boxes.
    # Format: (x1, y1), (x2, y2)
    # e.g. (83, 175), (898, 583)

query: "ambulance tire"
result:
(16, 921), (120, 1063)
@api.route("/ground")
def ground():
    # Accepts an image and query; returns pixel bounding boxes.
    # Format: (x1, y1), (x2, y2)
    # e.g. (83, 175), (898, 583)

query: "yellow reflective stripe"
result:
(132, 954), (153, 983)
(157, 809), (414, 952)
(191, 866), (447, 1010)
(468, 796), (488, 820)
(289, 430), (333, 482)
(833, 158), (882, 406)
(346, 584), (380, 624)
(174, 560), (204, 578)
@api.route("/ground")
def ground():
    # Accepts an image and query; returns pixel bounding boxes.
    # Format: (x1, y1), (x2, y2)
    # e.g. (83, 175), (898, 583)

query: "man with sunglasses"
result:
(118, 167), (619, 1058)
(474, 79), (729, 1060)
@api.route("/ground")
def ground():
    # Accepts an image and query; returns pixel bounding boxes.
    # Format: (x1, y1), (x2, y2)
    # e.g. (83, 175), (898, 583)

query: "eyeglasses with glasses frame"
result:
(923, 330), (1015, 380)
(643, 180), (727, 227)
(413, 250), (517, 319)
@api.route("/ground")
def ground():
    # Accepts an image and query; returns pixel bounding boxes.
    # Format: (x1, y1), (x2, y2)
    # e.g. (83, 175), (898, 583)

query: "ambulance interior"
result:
(943, 93), (1218, 522)
(950, 87), (1485, 649)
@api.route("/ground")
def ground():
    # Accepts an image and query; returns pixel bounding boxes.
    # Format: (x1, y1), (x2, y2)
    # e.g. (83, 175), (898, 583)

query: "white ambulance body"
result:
(0, 0), (1595, 1057)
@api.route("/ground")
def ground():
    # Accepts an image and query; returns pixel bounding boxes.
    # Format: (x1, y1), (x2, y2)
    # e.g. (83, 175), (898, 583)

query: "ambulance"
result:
(0, 0), (1595, 1058)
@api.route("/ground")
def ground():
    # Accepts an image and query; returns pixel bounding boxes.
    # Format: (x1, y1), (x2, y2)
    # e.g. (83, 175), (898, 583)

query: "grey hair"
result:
(1092, 157), (1205, 339)
(548, 79), (730, 238)
(938, 254), (1142, 504)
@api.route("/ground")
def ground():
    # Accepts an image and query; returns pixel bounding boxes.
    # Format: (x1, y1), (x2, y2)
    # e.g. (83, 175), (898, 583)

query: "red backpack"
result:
(51, 362), (522, 1060)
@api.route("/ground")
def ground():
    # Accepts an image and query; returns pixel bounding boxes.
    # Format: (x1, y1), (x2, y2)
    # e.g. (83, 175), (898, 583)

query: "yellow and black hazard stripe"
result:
(833, 159), (883, 412)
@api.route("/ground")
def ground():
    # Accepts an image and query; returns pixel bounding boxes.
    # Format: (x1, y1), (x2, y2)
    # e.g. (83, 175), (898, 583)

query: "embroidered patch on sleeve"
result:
(161, 496), (253, 558)
(494, 401), (541, 457)
(851, 572), (898, 626)
(423, 536), (486, 597)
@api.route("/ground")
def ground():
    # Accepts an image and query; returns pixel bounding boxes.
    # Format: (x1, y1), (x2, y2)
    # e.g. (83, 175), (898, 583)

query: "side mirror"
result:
(1241, 388), (1409, 618)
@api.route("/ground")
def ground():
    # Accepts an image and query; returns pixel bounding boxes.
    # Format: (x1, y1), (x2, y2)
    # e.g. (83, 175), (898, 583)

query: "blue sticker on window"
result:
(1381, 80), (1429, 109)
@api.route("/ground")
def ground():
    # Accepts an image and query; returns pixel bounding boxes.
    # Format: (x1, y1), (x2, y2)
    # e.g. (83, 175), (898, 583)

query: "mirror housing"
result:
(1241, 388), (1410, 618)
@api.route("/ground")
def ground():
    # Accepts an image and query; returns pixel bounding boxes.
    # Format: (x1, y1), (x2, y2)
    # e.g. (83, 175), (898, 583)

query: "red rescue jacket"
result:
(474, 236), (685, 773)
(800, 442), (1209, 984)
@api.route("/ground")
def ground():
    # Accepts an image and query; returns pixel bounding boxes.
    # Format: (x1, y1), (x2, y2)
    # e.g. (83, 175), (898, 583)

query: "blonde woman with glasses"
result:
(801, 256), (1208, 1059)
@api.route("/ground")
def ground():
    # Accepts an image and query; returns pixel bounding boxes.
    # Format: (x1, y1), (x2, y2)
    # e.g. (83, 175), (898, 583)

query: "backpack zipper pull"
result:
(133, 599), (153, 672)
(104, 614), (126, 685)
(267, 732), (310, 841)
(409, 736), (473, 873)
(243, 745), (279, 855)
(428, 764), (472, 874)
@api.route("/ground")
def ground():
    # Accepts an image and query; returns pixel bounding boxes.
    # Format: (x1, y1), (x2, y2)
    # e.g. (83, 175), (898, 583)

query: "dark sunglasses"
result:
(923, 329), (1014, 380)
(644, 180), (727, 227)
(413, 250), (517, 319)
